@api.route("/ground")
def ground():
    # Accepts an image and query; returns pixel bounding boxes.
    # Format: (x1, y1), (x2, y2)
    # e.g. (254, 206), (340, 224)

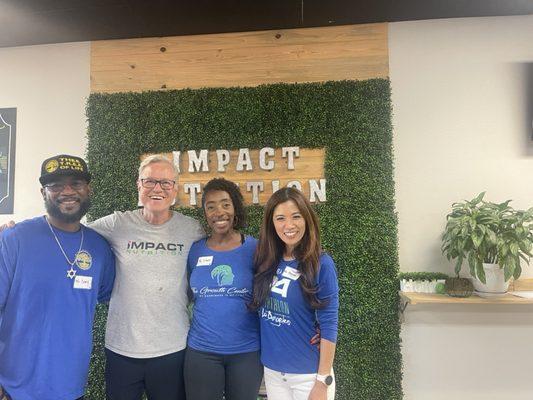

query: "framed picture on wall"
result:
(0, 108), (16, 214)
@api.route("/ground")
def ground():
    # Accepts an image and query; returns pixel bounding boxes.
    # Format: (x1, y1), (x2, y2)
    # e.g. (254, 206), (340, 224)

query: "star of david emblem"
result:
(67, 267), (77, 279)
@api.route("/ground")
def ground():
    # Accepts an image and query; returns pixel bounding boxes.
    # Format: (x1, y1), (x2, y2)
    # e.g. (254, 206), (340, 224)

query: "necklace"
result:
(45, 216), (84, 279)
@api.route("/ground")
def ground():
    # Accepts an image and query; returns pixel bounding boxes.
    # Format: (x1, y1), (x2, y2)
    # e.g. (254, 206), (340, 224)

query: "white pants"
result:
(264, 366), (335, 400)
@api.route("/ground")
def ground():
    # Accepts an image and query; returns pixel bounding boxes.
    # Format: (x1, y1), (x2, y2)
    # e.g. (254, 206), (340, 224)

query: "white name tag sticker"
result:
(282, 266), (301, 280)
(74, 275), (92, 290)
(196, 256), (213, 267)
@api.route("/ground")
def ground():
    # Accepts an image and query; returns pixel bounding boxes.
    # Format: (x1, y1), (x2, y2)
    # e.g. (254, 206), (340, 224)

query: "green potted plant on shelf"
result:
(441, 192), (533, 296)
(398, 272), (448, 294)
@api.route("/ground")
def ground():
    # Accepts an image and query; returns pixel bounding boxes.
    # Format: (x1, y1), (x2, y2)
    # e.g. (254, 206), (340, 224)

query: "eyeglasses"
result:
(44, 180), (88, 193)
(140, 178), (176, 190)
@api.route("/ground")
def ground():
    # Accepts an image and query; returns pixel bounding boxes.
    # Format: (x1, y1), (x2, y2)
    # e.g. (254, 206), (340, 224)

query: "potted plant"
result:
(441, 192), (533, 295)
(398, 272), (448, 293)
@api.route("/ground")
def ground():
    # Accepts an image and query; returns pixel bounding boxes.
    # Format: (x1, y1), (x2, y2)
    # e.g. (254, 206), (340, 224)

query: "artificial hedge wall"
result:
(85, 79), (402, 399)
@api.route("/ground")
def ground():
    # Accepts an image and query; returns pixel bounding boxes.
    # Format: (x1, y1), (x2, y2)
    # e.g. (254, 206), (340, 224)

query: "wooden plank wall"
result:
(90, 23), (388, 93)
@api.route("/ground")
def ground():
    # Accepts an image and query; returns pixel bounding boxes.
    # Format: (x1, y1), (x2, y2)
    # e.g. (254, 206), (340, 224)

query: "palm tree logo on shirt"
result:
(211, 264), (235, 286)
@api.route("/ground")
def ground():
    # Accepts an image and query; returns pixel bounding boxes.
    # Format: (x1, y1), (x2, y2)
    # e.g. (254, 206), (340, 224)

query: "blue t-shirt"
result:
(0, 216), (116, 400)
(187, 236), (260, 354)
(260, 253), (339, 374)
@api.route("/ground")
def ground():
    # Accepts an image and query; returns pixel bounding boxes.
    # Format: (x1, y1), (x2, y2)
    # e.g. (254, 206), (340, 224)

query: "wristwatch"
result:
(316, 373), (333, 386)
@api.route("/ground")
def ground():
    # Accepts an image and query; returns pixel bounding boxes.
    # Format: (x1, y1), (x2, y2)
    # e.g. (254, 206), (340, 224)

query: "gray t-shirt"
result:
(90, 209), (204, 358)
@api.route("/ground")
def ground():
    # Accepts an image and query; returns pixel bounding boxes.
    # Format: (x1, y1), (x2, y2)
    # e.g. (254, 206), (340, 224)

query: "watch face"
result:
(325, 375), (333, 386)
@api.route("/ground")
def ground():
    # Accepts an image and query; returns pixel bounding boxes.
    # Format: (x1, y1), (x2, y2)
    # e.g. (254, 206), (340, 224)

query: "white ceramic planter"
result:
(402, 279), (414, 292)
(400, 279), (441, 293)
(472, 263), (510, 294)
(413, 281), (424, 292)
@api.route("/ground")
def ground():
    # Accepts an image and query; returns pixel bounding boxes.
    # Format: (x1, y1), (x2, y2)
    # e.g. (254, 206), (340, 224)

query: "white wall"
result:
(390, 15), (533, 400)
(390, 15), (533, 276)
(401, 305), (533, 400)
(0, 42), (90, 221)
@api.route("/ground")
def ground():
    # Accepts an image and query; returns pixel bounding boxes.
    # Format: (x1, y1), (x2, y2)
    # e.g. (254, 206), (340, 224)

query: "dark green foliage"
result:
(86, 79), (402, 399)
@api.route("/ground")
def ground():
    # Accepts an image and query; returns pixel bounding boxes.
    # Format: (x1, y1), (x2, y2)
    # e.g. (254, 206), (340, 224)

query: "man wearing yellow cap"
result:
(0, 154), (116, 400)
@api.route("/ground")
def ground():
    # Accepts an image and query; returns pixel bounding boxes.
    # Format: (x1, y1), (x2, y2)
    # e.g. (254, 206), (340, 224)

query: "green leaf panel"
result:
(86, 80), (401, 400)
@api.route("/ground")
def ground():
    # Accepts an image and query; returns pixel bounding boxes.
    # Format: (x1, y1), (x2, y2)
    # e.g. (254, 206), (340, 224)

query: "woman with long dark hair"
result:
(251, 187), (339, 400)
(184, 178), (263, 400)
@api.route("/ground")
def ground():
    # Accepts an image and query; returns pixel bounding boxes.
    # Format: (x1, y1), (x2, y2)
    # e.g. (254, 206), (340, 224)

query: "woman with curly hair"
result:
(250, 187), (339, 400)
(184, 178), (263, 400)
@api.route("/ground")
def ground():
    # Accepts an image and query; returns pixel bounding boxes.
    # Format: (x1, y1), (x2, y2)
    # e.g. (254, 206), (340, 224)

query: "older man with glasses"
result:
(89, 154), (204, 400)
(0, 154), (116, 400)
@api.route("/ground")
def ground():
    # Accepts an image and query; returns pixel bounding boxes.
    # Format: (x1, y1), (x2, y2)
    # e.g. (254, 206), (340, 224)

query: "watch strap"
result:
(316, 373), (333, 386)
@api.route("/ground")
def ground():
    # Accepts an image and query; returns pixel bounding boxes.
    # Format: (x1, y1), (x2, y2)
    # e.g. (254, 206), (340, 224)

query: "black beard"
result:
(45, 197), (91, 224)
